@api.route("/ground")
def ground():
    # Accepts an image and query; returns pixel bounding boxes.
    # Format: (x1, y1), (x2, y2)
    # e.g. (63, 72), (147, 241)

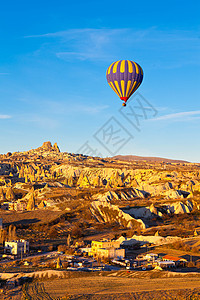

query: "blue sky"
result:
(0, 0), (199, 162)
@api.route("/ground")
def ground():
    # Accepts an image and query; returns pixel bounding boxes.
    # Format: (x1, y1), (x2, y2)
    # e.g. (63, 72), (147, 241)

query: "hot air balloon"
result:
(106, 60), (143, 106)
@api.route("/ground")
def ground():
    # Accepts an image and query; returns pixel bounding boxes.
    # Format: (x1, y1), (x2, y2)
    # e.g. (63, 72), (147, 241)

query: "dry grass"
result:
(42, 273), (200, 299)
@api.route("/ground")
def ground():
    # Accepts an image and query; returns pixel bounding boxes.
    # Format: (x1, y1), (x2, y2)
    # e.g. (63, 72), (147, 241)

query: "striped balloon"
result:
(106, 60), (143, 106)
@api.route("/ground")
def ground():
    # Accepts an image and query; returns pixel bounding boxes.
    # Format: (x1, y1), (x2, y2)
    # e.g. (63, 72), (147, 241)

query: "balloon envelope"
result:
(106, 60), (143, 103)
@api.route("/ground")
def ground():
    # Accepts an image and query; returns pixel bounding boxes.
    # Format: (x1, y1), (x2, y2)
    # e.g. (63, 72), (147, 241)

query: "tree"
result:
(48, 245), (53, 252)
(49, 226), (58, 238)
(57, 245), (67, 252)
(0, 229), (8, 243)
(8, 225), (17, 241)
(71, 224), (83, 239)
(67, 234), (71, 247)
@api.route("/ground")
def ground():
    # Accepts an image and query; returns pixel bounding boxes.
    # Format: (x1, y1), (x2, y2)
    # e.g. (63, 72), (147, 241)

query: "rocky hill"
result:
(113, 155), (189, 163)
(0, 141), (200, 234)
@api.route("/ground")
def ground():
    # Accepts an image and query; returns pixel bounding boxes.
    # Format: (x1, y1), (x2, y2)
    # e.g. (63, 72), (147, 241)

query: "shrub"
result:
(48, 226), (58, 238)
(57, 245), (67, 252)
(71, 224), (83, 239)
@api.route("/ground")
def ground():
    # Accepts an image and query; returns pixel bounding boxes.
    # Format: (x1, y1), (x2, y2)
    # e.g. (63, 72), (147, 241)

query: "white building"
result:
(158, 260), (175, 268)
(143, 253), (158, 261)
(4, 239), (29, 257)
(96, 247), (125, 260)
(90, 239), (125, 259)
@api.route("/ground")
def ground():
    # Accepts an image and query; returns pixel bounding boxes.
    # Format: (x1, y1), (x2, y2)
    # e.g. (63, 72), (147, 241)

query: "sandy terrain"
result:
(2, 271), (200, 300)
(43, 275), (200, 299)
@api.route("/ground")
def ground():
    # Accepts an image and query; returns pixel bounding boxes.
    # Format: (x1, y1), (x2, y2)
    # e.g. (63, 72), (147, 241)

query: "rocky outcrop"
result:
(35, 141), (56, 152)
(52, 164), (199, 199)
(123, 205), (162, 219)
(38, 200), (46, 208)
(139, 182), (173, 196)
(5, 187), (15, 200)
(77, 173), (91, 187)
(26, 192), (35, 210)
(91, 196), (146, 229)
(164, 189), (190, 199)
(0, 141), (200, 226)
(164, 200), (193, 214)
(53, 143), (60, 153)
(0, 188), (5, 200)
(92, 189), (149, 203)
(123, 200), (194, 219)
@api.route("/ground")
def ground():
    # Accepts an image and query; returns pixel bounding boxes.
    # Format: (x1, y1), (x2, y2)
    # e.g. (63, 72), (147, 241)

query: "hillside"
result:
(112, 154), (189, 163)
(0, 141), (200, 249)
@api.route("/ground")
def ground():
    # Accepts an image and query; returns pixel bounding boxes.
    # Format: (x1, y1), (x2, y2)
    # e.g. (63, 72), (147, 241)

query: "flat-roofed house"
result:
(158, 260), (175, 268)
(4, 240), (29, 257)
(91, 240), (121, 253)
(90, 239), (125, 259)
(95, 247), (125, 260)
(143, 253), (158, 261)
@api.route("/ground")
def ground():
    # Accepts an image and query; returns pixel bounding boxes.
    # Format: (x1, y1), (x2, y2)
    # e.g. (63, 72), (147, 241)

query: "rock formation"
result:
(0, 188), (5, 200)
(91, 194), (146, 229)
(5, 187), (15, 200)
(0, 141), (200, 233)
(26, 192), (35, 210)
(53, 143), (60, 153)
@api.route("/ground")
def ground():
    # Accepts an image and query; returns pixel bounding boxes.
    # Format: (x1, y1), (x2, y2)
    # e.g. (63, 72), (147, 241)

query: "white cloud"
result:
(73, 104), (109, 114)
(20, 114), (59, 129)
(0, 115), (11, 119)
(24, 28), (199, 68)
(25, 28), (125, 39)
(43, 100), (109, 115)
(25, 28), (126, 61)
(151, 110), (200, 122)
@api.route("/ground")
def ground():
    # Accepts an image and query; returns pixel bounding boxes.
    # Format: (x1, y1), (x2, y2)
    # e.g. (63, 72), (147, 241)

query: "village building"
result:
(95, 247), (125, 260)
(158, 260), (175, 268)
(89, 239), (125, 260)
(1, 201), (26, 211)
(135, 256), (149, 267)
(143, 253), (158, 261)
(4, 239), (29, 257)
(91, 239), (121, 252)
(162, 255), (187, 267)
(14, 201), (27, 211)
